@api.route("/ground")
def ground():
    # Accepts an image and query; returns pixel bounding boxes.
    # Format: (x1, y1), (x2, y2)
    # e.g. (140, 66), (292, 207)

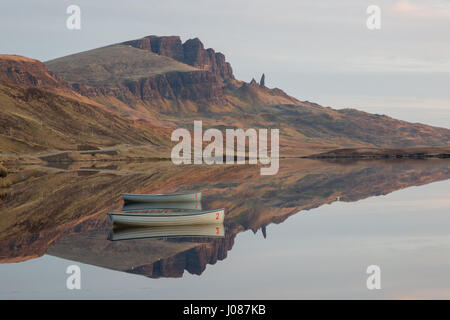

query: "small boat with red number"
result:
(107, 208), (224, 227)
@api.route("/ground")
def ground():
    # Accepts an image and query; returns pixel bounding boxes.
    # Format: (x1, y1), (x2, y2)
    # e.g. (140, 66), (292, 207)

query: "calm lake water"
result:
(0, 159), (449, 299)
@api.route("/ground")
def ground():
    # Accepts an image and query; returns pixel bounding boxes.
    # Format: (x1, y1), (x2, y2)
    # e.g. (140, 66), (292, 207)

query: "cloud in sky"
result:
(390, 0), (450, 19)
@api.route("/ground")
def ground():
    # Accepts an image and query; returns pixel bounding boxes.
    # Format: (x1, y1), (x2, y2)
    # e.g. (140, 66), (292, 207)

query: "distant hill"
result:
(0, 35), (449, 156)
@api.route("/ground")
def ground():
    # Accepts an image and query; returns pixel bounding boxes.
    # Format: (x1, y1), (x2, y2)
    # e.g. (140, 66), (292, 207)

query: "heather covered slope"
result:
(0, 55), (171, 154)
(0, 82), (170, 154)
(255, 104), (450, 150)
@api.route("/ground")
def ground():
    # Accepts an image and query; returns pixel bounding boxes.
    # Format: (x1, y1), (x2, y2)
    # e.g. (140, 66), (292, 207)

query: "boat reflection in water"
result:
(109, 223), (225, 241)
(122, 192), (201, 203)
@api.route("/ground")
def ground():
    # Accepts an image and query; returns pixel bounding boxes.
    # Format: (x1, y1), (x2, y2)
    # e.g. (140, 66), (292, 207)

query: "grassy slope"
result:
(45, 44), (198, 87)
(257, 104), (450, 150)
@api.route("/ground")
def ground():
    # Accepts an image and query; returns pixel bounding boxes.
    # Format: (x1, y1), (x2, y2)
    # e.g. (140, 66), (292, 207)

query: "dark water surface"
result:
(0, 159), (449, 299)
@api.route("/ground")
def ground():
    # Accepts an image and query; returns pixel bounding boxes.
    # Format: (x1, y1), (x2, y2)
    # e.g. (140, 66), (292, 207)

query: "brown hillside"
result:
(1, 36), (449, 156)
(0, 82), (171, 154)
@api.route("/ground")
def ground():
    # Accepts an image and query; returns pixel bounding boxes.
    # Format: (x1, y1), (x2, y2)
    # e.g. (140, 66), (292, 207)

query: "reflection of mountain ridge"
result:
(204, 160), (450, 234)
(47, 228), (235, 279)
(1, 159), (449, 278)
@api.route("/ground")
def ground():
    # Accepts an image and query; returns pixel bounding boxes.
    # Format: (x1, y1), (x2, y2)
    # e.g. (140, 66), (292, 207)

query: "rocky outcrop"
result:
(123, 36), (234, 81)
(123, 35), (184, 62)
(0, 55), (63, 88)
(182, 38), (234, 80)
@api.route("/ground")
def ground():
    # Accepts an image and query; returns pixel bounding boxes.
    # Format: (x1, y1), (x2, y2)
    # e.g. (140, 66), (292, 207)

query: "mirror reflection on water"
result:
(0, 159), (449, 299)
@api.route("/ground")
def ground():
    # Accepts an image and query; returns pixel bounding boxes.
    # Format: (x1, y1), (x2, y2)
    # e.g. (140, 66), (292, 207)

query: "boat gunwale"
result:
(121, 207), (201, 212)
(107, 208), (224, 218)
(122, 192), (201, 197)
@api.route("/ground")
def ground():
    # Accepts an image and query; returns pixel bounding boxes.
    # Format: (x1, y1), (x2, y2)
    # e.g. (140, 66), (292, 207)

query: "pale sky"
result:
(1, 0), (449, 127)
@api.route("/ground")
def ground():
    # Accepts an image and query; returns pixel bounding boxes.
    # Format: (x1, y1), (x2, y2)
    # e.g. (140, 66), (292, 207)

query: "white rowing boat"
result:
(107, 208), (224, 227)
(122, 201), (202, 211)
(108, 223), (225, 241)
(122, 192), (201, 203)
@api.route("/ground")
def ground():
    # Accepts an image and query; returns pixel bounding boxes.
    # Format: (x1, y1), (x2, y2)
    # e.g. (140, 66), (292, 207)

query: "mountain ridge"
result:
(1, 35), (449, 157)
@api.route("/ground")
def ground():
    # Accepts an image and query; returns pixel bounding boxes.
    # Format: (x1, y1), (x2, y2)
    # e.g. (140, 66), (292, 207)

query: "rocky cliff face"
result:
(182, 38), (234, 80)
(123, 35), (234, 81)
(123, 35), (185, 62)
(70, 69), (228, 106)
(125, 70), (227, 104)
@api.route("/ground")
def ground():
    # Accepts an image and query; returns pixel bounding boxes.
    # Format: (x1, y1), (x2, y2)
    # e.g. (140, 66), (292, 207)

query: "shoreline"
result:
(305, 147), (450, 159)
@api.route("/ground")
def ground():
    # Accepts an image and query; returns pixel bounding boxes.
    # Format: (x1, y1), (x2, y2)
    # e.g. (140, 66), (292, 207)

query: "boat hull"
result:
(122, 192), (201, 203)
(108, 208), (224, 227)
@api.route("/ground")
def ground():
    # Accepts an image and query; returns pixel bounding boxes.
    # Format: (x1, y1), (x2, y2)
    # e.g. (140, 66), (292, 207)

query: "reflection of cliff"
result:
(0, 159), (449, 278)
(47, 227), (235, 279)
(139, 234), (235, 278)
